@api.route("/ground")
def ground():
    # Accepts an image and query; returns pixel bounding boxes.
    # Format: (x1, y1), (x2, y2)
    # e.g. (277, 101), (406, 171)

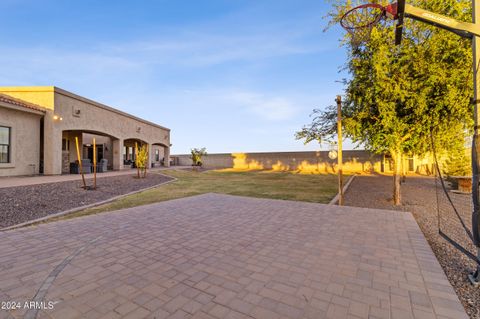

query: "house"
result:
(0, 86), (170, 176)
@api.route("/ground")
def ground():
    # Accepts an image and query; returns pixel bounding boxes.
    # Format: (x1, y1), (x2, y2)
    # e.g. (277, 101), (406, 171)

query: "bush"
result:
(191, 148), (207, 167)
(135, 143), (149, 178)
(443, 149), (471, 177)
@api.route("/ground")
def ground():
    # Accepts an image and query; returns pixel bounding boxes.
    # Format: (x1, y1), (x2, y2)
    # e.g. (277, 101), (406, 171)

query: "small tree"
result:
(191, 148), (207, 167)
(135, 143), (149, 178)
(444, 148), (471, 177)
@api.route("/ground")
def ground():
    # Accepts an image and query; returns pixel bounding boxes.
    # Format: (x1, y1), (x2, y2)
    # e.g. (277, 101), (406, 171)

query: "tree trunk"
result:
(392, 151), (402, 205)
(401, 153), (406, 184)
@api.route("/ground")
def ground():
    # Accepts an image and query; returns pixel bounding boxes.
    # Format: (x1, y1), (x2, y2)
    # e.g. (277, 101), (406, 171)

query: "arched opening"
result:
(62, 130), (119, 174)
(151, 142), (171, 167)
(123, 138), (148, 169)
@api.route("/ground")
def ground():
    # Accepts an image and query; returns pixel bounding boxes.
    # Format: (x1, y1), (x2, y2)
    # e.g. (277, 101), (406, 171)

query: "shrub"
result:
(191, 148), (207, 167)
(135, 143), (149, 178)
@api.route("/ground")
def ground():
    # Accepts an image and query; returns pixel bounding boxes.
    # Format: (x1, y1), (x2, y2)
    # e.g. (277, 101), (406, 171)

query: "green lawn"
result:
(49, 169), (342, 222)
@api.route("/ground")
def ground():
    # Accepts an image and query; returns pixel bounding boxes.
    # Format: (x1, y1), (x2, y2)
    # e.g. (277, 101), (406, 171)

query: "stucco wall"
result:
(0, 107), (42, 176)
(53, 91), (169, 143)
(0, 87), (171, 175)
(0, 87), (170, 175)
(174, 150), (384, 173)
(40, 91), (170, 174)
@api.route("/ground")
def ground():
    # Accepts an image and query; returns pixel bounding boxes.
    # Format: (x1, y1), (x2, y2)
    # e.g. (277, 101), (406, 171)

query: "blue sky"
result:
(0, 0), (350, 154)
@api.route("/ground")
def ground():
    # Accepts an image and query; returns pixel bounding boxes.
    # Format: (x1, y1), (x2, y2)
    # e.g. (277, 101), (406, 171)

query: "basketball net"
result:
(340, 4), (385, 48)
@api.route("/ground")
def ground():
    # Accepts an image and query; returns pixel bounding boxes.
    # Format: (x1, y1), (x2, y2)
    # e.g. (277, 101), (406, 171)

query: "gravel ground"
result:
(0, 172), (173, 228)
(344, 174), (480, 319)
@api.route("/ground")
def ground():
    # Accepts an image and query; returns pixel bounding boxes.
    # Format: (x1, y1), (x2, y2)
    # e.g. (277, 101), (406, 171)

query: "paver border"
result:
(24, 235), (103, 319)
(329, 174), (356, 205)
(0, 173), (178, 232)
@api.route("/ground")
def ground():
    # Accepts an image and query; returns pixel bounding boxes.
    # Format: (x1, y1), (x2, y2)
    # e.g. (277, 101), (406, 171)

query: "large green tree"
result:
(297, 0), (473, 205)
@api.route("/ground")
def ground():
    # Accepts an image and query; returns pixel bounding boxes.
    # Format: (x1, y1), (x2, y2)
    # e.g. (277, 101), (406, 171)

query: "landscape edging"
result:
(328, 174), (356, 205)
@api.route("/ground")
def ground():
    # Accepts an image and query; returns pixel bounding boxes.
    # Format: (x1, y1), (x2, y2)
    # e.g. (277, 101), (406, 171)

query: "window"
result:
(384, 154), (393, 172)
(408, 158), (415, 172)
(0, 126), (10, 163)
(62, 138), (69, 151)
(155, 149), (160, 162)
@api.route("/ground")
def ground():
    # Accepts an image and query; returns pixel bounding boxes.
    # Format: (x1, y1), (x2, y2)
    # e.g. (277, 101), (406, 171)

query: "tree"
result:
(135, 143), (149, 178)
(295, 106), (338, 145)
(444, 141), (471, 177)
(297, 0), (472, 205)
(191, 148), (207, 167)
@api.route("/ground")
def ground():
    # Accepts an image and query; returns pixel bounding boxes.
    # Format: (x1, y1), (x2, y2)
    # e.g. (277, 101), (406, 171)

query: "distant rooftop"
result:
(0, 93), (46, 113)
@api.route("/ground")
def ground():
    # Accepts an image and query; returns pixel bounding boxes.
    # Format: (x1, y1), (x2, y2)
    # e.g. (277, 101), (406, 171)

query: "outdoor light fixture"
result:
(53, 115), (63, 121)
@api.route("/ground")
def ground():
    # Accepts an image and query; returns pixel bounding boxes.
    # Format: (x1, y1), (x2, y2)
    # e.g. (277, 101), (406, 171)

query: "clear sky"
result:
(0, 0), (351, 154)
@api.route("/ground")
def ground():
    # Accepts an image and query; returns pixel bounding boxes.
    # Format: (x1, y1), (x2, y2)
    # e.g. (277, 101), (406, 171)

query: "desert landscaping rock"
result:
(344, 175), (480, 319)
(0, 173), (173, 228)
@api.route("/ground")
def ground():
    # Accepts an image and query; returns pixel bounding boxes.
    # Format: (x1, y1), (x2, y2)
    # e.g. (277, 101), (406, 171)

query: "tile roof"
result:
(0, 93), (46, 113)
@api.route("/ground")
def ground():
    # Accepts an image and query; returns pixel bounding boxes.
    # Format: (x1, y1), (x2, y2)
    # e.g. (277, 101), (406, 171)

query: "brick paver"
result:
(0, 193), (468, 318)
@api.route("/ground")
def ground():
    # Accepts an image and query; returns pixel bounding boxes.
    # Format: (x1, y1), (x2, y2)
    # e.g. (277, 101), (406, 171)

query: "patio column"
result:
(146, 143), (152, 169)
(43, 111), (63, 175)
(112, 138), (123, 170)
(164, 146), (170, 167)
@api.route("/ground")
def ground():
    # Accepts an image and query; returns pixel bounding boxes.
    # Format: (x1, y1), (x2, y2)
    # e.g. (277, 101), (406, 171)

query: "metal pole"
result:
(75, 137), (86, 189)
(145, 145), (148, 177)
(93, 138), (97, 189)
(469, 0), (480, 285)
(135, 142), (140, 178)
(336, 95), (344, 206)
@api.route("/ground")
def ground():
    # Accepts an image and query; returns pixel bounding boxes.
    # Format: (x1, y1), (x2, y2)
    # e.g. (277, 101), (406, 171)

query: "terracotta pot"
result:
(457, 177), (472, 193)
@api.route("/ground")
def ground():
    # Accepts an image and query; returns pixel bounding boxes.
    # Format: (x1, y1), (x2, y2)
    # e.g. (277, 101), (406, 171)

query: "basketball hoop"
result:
(339, 0), (480, 286)
(340, 4), (387, 48)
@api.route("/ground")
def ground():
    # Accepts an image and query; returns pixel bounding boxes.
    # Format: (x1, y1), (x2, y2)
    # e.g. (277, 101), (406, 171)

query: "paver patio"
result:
(0, 193), (468, 319)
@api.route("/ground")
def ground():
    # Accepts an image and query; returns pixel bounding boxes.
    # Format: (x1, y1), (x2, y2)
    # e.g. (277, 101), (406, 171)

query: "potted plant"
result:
(444, 149), (472, 193)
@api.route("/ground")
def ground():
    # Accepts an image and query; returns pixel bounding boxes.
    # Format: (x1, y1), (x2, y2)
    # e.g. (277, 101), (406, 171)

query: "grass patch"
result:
(46, 169), (343, 222)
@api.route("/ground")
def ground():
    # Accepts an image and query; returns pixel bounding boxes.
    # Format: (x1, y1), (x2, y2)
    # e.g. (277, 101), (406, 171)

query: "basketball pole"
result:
(392, 0), (480, 286)
(343, 0), (480, 284)
(336, 95), (344, 206)
(470, 0), (480, 285)
(93, 138), (97, 190)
